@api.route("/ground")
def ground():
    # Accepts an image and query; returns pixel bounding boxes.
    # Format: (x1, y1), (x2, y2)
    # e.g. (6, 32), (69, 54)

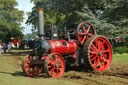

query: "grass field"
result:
(0, 47), (128, 85)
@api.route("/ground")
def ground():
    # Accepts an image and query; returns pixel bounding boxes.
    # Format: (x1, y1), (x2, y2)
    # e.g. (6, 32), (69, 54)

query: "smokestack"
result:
(37, 9), (44, 36)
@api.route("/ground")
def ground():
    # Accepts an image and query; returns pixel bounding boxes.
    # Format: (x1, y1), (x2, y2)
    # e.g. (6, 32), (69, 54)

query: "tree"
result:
(0, 0), (24, 43)
(27, 0), (128, 39)
(100, 0), (128, 38)
(27, 0), (111, 29)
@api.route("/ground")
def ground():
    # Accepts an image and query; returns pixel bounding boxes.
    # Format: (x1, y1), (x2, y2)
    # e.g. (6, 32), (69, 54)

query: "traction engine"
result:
(22, 9), (112, 77)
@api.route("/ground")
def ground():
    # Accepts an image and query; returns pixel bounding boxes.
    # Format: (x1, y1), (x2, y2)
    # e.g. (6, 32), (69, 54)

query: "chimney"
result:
(37, 9), (44, 36)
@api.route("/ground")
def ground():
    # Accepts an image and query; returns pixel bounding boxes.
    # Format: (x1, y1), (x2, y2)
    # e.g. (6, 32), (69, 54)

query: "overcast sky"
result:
(16, 0), (34, 34)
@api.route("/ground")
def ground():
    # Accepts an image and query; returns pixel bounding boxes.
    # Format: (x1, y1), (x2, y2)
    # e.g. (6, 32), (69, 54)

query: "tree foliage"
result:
(100, 0), (128, 38)
(0, 0), (24, 43)
(27, 0), (103, 29)
(27, 0), (128, 38)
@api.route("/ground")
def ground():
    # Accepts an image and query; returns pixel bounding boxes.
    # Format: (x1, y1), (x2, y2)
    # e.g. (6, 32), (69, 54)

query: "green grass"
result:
(112, 53), (128, 64)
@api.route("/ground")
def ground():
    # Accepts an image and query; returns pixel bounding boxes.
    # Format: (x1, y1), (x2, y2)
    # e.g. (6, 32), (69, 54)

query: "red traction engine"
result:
(22, 9), (112, 77)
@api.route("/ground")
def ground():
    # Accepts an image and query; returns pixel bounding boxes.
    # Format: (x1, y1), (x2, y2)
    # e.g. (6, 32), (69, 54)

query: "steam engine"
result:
(22, 9), (113, 77)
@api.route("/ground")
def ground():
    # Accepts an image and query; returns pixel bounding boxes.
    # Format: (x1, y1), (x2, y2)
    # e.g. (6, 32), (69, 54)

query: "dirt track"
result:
(0, 49), (128, 85)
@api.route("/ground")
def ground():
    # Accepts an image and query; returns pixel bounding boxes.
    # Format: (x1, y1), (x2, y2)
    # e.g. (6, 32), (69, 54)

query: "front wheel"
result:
(44, 53), (65, 77)
(83, 35), (112, 71)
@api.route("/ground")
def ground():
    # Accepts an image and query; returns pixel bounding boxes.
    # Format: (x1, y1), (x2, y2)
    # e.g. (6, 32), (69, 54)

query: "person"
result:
(3, 43), (7, 53)
(8, 42), (11, 53)
(0, 44), (2, 54)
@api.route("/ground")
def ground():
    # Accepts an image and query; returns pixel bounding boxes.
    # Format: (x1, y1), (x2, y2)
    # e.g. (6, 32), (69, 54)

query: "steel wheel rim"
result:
(23, 56), (41, 76)
(77, 22), (96, 45)
(89, 37), (112, 71)
(46, 54), (65, 77)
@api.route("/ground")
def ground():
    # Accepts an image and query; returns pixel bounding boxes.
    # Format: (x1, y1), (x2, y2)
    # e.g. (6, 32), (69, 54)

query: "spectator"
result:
(8, 42), (11, 53)
(3, 43), (7, 53)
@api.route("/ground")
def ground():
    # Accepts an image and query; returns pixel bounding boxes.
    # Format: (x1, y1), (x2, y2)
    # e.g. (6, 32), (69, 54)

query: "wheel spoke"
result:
(101, 56), (108, 62)
(49, 68), (55, 74)
(102, 50), (110, 53)
(88, 33), (93, 36)
(55, 55), (58, 62)
(100, 41), (105, 50)
(91, 43), (97, 51)
(99, 56), (104, 68)
(90, 56), (97, 61)
(81, 24), (87, 32)
(86, 36), (89, 41)
(79, 33), (85, 36)
(90, 46), (96, 51)
(89, 51), (97, 54)
(90, 54), (94, 58)
(98, 40), (102, 50)
(95, 58), (99, 67)
(81, 36), (86, 44)
(87, 25), (90, 33)
(48, 65), (53, 68)
(102, 54), (108, 58)
(58, 63), (63, 67)
(56, 68), (59, 73)
(99, 41), (103, 50)
(55, 55), (58, 59)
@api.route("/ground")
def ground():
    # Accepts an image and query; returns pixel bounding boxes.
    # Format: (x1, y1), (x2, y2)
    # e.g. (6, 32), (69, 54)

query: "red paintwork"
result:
(46, 53), (65, 77)
(77, 22), (96, 45)
(48, 40), (78, 55)
(89, 37), (112, 71)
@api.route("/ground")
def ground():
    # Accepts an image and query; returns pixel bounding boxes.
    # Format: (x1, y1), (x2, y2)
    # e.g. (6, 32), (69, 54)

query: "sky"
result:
(15, 0), (34, 34)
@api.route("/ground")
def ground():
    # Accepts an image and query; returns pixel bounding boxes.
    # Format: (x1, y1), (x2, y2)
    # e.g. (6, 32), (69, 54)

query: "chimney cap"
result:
(37, 8), (44, 12)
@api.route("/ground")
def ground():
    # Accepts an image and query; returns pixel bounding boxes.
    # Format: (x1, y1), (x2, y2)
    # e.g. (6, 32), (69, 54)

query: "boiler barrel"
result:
(48, 40), (78, 55)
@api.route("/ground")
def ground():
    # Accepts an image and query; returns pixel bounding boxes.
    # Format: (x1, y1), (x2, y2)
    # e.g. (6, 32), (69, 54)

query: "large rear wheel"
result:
(83, 35), (112, 71)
